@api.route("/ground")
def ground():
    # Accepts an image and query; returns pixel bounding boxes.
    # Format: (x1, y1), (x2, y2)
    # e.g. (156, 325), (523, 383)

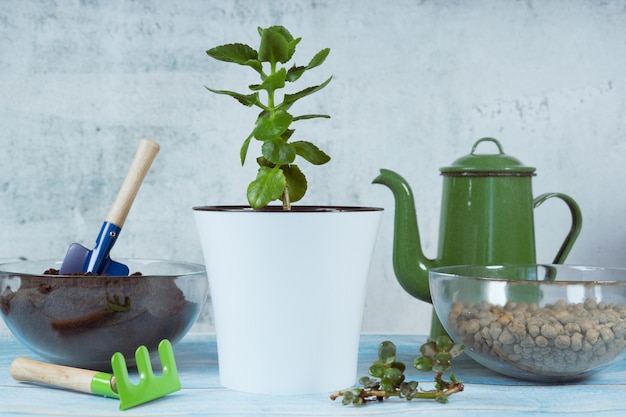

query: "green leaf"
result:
(359, 376), (379, 389)
(399, 381), (419, 399)
(292, 141), (331, 165)
(249, 68), (286, 92)
(420, 341), (437, 360)
(258, 26), (301, 64)
(206, 43), (257, 63)
(378, 341), (397, 364)
(283, 164), (307, 203)
(205, 87), (259, 107)
(390, 361), (406, 373)
(436, 351), (452, 364)
(401, 382), (420, 400)
(436, 335), (454, 352)
(253, 110), (293, 141)
(369, 363), (384, 378)
(399, 383), (412, 398)
(247, 166), (286, 209)
(286, 48), (330, 82)
(341, 390), (354, 406)
(256, 156), (274, 168)
(262, 138), (296, 165)
(286, 65), (306, 83)
(206, 43), (262, 72)
(413, 356), (433, 372)
(281, 128), (295, 141)
(307, 48), (330, 70)
(432, 362), (448, 373)
(450, 343), (466, 358)
(358, 376), (373, 386)
(380, 378), (395, 393)
(282, 76), (332, 108)
(292, 114), (331, 121)
(240, 133), (254, 165)
(384, 367), (404, 385)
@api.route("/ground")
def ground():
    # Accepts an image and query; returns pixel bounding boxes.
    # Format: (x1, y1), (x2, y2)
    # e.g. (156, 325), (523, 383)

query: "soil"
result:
(0, 269), (200, 369)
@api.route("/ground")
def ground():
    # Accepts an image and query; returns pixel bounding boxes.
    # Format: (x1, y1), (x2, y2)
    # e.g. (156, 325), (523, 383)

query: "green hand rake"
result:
(10, 339), (181, 410)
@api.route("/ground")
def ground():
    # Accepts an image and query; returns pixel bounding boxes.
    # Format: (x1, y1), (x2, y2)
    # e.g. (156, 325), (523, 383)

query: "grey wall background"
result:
(1, 0), (625, 335)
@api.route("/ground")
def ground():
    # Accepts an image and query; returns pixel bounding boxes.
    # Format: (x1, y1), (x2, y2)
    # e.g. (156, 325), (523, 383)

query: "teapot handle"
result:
(533, 193), (583, 264)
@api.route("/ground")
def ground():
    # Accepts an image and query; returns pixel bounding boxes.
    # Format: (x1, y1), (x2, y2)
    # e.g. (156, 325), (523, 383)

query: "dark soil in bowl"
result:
(0, 272), (200, 369)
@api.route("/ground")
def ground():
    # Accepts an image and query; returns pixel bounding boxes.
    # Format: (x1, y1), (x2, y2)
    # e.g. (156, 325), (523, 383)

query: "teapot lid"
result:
(440, 137), (536, 176)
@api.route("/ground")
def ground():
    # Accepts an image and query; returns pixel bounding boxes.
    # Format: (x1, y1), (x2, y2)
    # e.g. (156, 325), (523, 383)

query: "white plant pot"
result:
(193, 206), (383, 394)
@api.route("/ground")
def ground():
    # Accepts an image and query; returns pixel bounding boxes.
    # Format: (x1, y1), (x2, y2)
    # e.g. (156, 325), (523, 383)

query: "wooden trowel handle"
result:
(10, 357), (100, 394)
(106, 138), (160, 228)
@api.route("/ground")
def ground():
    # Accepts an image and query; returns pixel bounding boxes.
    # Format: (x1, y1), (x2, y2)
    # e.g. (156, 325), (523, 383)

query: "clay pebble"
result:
(449, 299), (626, 376)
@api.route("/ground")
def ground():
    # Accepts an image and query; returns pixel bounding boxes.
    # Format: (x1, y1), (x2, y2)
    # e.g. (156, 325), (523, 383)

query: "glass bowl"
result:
(429, 264), (626, 382)
(0, 259), (208, 369)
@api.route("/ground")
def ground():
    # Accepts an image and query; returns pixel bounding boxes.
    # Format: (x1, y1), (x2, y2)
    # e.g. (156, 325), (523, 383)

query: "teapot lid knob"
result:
(441, 137), (536, 176)
(471, 137), (505, 155)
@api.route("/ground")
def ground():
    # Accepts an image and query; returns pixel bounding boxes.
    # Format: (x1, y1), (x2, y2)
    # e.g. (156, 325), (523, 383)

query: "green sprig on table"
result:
(330, 336), (465, 406)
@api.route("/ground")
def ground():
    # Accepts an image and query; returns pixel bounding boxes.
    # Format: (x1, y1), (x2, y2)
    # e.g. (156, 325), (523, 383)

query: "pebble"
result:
(448, 298), (626, 376)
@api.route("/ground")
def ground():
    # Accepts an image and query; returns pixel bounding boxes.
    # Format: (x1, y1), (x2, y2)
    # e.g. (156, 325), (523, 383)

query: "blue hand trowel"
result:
(59, 138), (160, 276)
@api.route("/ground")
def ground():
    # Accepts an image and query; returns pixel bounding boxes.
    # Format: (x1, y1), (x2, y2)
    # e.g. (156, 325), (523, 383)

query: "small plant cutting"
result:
(331, 336), (465, 406)
(205, 25), (332, 210)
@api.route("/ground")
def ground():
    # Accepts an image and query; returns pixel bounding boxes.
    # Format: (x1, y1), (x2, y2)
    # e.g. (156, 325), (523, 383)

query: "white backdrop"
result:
(1, 0), (625, 335)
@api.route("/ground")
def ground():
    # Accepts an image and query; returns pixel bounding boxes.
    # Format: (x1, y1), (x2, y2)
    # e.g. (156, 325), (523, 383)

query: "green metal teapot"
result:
(373, 138), (582, 338)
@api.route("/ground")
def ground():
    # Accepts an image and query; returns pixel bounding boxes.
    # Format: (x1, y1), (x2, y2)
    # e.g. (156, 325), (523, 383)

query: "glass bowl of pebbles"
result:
(429, 264), (626, 382)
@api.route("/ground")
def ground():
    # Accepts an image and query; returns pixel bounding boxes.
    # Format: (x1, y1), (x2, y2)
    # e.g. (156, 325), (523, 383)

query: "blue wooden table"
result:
(1, 332), (626, 416)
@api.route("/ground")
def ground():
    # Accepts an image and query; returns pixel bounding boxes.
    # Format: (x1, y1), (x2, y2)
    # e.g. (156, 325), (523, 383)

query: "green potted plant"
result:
(193, 26), (383, 395)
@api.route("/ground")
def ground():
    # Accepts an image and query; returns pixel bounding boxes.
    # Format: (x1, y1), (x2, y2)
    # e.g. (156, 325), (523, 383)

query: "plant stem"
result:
(267, 61), (276, 109)
(412, 382), (465, 399)
(282, 180), (291, 210)
(330, 382), (464, 404)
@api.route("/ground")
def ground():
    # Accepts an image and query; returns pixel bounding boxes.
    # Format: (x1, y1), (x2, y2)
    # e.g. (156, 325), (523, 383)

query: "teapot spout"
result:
(373, 169), (435, 303)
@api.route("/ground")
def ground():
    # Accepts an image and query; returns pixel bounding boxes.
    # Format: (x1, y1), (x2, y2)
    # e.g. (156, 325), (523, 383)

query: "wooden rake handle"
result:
(10, 357), (117, 398)
(106, 138), (160, 228)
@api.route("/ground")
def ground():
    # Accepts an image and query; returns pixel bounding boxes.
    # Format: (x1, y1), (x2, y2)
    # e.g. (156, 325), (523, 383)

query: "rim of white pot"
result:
(192, 205), (383, 212)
